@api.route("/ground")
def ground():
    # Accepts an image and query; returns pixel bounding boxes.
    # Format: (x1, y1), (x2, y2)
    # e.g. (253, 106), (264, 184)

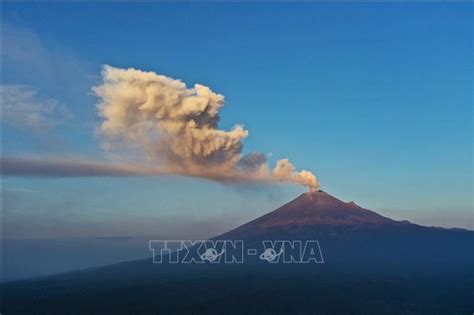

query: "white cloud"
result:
(1, 23), (93, 97)
(1, 85), (71, 132)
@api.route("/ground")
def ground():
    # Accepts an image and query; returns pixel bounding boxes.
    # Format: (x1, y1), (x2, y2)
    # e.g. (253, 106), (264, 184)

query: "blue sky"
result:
(1, 3), (472, 238)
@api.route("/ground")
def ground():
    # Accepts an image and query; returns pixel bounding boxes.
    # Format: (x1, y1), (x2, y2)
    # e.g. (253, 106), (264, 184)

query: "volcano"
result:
(220, 190), (396, 237)
(260, 190), (392, 225)
(214, 190), (471, 268)
(2, 191), (473, 314)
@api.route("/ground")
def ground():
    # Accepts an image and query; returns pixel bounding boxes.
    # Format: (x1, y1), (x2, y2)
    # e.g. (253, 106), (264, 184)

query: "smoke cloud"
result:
(92, 66), (319, 190)
(1, 156), (154, 177)
(272, 159), (318, 191)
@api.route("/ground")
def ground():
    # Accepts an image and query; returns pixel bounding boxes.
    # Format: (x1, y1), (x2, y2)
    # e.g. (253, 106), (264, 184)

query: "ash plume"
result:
(272, 159), (318, 191)
(1, 156), (152, 177)
(92, 65), (319, 190)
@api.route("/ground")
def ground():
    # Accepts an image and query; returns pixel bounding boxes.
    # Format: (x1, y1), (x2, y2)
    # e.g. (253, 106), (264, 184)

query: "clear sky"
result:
(1, 2), (472, 239)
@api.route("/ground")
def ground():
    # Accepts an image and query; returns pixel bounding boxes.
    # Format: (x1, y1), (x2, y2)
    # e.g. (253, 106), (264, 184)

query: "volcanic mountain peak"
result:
(292, 190), (360, 209)
(223, 190), (395, 236)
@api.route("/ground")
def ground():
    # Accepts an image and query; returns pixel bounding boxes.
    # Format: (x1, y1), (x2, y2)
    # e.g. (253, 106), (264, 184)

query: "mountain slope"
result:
(212, 190), (472, 269)
(220, 190), (396, 238)
(2, 191), (473, 314)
